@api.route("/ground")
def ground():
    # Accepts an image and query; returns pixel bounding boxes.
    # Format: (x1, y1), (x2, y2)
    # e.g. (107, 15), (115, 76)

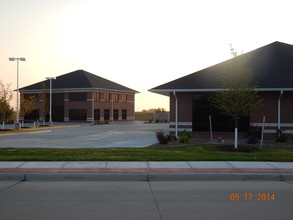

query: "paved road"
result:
(0, 180), (292, 220)
(0, 121), (169, 148)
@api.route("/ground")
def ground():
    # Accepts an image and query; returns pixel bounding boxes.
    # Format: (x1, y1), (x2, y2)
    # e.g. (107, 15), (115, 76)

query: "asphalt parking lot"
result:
(0, 121), (169, 148)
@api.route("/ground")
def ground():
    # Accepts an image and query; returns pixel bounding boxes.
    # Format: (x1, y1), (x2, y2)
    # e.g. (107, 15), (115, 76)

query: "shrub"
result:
(275, 128), (287, 142)
(178, 131), (191, 144)
(247, 135), (259, 144)
(167, 134), (177, 142)
(156, 131), (168, 144)
(93, 121), (109, 125)
(246, 126), (262, 138)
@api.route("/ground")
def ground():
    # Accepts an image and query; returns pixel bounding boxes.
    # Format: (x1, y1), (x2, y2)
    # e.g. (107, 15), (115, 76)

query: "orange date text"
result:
(230, 193), (276, 201)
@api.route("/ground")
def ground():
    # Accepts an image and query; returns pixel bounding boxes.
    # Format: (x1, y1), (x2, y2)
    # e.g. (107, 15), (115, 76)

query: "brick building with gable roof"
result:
(20, 70), (138, 122)
(150, 41), (293, 140)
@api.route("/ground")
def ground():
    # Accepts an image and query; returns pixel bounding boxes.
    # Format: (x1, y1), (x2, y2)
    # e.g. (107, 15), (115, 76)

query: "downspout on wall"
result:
(278, 90), (283, 129)
(92, 93), (94, 124)
(173, 91), (178, 138)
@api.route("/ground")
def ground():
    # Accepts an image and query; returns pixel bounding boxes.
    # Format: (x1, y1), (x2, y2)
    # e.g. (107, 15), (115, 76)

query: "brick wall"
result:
(169, 91), (293, 140)
(251, 92), (278, 123)
(64, 92), (135, 122)
(169, 92), (193, 133)
(251, 91), (293, 140)
(20, 91), (135, 122)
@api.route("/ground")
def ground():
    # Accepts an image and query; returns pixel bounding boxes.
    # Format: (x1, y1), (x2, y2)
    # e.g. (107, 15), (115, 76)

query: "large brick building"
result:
(20, 70), (138, 122)
(150, 42), (293, 140)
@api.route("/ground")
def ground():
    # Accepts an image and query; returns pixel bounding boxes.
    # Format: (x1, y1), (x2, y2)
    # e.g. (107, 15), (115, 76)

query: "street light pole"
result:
(9, 57), (26, 130)
(46, 77), (56, 126)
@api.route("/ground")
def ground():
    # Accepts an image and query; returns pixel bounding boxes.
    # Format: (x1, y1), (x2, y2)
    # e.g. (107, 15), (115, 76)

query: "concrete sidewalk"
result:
(1, 161), (293, 181)
(1, 161), (293, 170)
(1, 161), (293, 172)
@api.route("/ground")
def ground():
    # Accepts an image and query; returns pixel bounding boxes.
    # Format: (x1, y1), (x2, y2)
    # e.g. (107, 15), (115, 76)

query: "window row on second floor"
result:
(21, 92), (131, 103)
(93, 93), (128, 102)
(69, 92), (130, 102)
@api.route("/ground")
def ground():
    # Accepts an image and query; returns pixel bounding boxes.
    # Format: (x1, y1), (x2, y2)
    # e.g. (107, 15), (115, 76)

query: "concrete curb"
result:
(1, 168), (293, 173)
(1, 172), (293, 182)
(0, 130), (52, 136)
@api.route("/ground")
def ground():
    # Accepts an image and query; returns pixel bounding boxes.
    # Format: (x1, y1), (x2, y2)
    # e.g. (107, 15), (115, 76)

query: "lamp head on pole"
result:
(9, 57), (26, 61)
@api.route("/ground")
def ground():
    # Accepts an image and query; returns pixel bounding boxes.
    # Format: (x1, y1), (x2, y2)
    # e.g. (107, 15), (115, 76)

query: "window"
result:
(69, 93), (86, 101)
(104, 109), (110, 120)
(52, 107), (64, 122)
(99, 93), (104, 101)
(52, 93), (64, 106)
(94, 93), (99, 101)
(100, 93), (109, 102)
(112, 94), (118, 102)
(192, 93), (249, 132)
(122, 109), (127, 120)
(94, 109), (100, 120)
(69, 109), (86, 120)
(104, 93), (110, 102)
(120, 94), (127, 102)
(113, 109), (119, 120)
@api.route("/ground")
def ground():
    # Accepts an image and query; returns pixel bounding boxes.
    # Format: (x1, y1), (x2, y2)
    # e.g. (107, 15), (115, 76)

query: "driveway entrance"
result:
(0, 121), (169, 148)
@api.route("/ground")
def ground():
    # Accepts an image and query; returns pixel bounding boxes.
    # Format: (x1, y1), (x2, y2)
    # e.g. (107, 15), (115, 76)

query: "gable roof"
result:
(20, 70), (139, 93)
(150, 41), (293, 95)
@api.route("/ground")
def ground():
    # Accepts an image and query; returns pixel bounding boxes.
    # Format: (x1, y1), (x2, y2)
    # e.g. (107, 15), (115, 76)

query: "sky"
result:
(1, 0), (292, 111)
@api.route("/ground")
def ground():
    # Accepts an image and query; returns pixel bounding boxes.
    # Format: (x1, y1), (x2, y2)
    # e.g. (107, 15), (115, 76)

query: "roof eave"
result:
(20, 87), (139, 94)
(149, 88), (293, 96)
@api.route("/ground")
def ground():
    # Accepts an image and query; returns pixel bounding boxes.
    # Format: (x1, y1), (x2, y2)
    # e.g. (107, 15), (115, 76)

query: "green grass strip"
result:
(0, 145), (292, 162)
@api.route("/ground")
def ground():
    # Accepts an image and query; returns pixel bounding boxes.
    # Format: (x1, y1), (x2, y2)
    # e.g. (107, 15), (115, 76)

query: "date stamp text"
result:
(230, 193), (276, 201)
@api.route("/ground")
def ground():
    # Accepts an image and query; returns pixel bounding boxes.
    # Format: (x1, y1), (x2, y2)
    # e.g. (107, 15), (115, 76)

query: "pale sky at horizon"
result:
(1, 0), (292, 111)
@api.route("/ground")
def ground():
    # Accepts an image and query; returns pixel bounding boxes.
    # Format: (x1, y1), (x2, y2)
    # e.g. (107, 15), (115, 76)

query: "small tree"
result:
(209, 46), (262, 148)
(20, 93), (37, 120)
(0, 80), (14, 122)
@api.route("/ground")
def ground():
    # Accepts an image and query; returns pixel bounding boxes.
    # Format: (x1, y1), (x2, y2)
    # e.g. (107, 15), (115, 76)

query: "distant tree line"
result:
(141, 108), (167, 113)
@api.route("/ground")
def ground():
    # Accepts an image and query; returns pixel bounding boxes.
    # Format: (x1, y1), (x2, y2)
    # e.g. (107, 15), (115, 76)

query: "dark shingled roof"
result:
(150, 41), (293, 95)
(20, 70), (138, 93)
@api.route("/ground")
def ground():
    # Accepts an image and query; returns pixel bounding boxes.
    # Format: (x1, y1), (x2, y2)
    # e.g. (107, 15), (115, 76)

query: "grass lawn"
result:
(0, 145), (292, 161)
